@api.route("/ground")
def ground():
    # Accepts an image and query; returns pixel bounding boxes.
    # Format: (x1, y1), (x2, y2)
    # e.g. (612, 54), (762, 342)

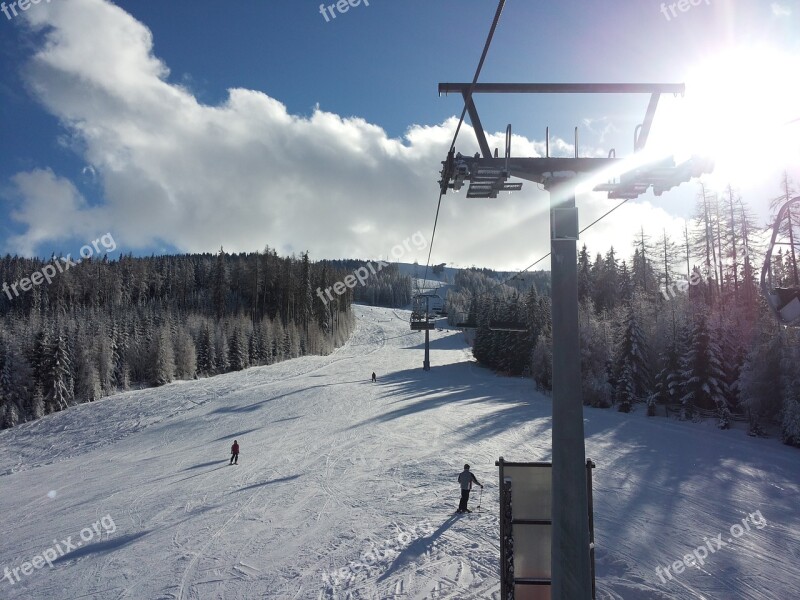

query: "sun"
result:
(649, 44), (800, 188)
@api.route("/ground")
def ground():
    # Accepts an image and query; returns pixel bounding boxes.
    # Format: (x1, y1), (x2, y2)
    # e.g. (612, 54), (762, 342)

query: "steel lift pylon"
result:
(438, 81), (713, 599)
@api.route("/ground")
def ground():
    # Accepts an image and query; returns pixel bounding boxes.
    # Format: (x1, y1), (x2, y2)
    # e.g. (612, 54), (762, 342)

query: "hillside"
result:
(0, 305), (798, 599)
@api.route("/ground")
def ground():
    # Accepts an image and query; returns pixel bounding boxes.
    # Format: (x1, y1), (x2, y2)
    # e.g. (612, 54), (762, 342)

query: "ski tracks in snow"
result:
(3, 305), (799, 600)
(317, 509), (501, 599)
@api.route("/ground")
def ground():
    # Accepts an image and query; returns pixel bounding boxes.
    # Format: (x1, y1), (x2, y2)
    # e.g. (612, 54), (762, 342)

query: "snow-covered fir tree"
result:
(612, 305), (651, 412)
(196, 325), (216, 375)
(654, 334), (684, 409)
(680, 312), (727, 419)
(228, 326), (248, 371)
(215, 325), (230, 373)
(174, 329), (197, 379)
(150, 326), (176, 386)
(579, 300), (612, 408)
(531, 331), (552, 392)
(46, 329), (74, 413)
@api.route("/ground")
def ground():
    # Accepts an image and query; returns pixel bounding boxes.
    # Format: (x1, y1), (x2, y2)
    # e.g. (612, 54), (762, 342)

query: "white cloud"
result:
(6, 168), (104, 256)
(5, 0), (704, 270)
(771, 3), (792, 17)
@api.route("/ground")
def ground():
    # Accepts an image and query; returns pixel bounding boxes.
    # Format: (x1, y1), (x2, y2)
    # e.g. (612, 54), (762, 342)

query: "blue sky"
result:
(0, 0), (798, 269)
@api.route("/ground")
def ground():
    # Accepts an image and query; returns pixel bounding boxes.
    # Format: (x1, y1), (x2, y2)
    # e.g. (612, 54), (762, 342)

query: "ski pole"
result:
(477, 486), (483, 512)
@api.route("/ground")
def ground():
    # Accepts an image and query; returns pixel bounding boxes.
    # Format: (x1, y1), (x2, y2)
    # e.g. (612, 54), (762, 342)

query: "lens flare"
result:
(649, 45), (800, 187)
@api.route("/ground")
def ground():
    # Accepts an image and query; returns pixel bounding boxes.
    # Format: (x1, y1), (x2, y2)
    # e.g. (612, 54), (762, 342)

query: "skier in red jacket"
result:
(230, 440), (239, 465)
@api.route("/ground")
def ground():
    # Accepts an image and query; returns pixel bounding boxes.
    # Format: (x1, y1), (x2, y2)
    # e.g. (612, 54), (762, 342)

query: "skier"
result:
(371, 372), (377, 383)
(457, 463), (483, 513)
(230, 440), (239, 465)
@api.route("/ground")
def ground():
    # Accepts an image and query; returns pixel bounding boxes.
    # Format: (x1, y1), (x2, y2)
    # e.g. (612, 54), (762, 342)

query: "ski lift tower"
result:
(411, 292), (438, 370)
(438, 82), (713, 599)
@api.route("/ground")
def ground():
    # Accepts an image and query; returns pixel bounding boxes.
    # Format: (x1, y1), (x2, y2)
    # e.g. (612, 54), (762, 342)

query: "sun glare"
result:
(650, 45), (800, 187)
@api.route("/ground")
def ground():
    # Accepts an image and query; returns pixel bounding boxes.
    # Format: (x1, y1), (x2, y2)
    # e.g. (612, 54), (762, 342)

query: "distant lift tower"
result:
(410, 293), (438, 370)
(437, 82), (713, 599)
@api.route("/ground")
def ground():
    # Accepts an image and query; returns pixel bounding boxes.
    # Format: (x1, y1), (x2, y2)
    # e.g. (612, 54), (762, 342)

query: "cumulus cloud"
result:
(6, 168), (101, 256)
(771, 3), (792, 17)
(6, 0), (687, 269)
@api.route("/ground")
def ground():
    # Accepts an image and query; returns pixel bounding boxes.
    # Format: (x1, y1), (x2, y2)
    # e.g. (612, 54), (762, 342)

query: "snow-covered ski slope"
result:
(1, 305), (798, 600)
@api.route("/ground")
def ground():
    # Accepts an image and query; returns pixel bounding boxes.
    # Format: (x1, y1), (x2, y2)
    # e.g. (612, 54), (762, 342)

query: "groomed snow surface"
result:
(1, 305), (798, 600)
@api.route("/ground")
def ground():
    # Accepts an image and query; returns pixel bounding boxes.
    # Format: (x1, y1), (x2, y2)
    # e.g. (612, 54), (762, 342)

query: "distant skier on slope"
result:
(457, 464), (483, 513)
(372, 372), (377, 383)
(230, 440), (239, 465)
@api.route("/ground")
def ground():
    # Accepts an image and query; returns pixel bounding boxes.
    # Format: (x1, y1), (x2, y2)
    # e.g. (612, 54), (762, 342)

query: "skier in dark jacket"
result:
(230, 440), (239, 465)
(457, 464), (482, 513)
(371, 372), (377, 383)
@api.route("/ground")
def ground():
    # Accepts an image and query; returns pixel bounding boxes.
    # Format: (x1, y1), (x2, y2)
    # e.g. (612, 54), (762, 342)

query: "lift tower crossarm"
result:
(440, 83), (685, 157)
(438, 82), (685, 95)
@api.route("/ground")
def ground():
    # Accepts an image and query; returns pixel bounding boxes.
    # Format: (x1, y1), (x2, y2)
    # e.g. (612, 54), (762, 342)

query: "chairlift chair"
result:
(410, 294), (437, 331)
(410, 312), (436, 331)
(761, 195), (800, 326)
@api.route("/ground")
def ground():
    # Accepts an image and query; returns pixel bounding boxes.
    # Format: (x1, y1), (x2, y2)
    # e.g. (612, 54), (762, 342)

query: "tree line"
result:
(0, 248), (356, 428)
(449, 174), (800, 447)
(324, 260), (413, 308)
